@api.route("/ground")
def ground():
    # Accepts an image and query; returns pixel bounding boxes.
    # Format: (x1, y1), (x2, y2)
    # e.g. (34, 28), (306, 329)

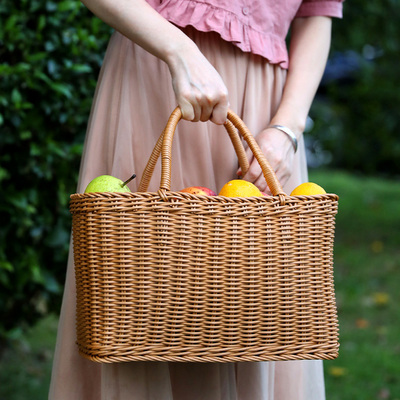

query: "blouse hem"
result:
(156, 0), (290, 68)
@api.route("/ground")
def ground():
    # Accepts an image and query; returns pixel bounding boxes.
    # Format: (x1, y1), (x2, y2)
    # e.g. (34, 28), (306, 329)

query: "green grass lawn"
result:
(0, 314), (58, 400)
(0, 169), (399, 399)
(310, 169), (400, 400)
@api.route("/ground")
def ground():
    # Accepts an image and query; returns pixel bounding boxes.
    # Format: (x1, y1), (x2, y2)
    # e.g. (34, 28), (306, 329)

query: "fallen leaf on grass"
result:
(371, 240), (384, 253)
(372, 292), (390, 306)
(328, 366), (347, 377)
(355, 318), (369, 329)
(377, 387), (390, 399)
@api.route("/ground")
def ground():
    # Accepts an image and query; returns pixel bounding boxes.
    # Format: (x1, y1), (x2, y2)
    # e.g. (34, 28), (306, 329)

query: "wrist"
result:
(269, 105), (308, 136)
(163, 33), (199, 69)
(268, 124), (298, 153)
(269, 117), (305, 137)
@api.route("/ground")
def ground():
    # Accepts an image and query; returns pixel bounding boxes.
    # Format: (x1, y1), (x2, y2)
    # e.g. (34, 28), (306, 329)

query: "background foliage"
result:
(0, 0), (399, 343)
(0, 0), (112, 343)
(308, 1), (400, 176)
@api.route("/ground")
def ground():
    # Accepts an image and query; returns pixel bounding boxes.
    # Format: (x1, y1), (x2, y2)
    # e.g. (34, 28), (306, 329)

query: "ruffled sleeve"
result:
(295, 0), (344, 18)
(155, 0), (291, 67)
(147, 0), (345, 68)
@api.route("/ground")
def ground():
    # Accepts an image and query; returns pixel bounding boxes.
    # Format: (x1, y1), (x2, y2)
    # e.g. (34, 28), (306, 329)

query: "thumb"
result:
(178, 100), (195, 121)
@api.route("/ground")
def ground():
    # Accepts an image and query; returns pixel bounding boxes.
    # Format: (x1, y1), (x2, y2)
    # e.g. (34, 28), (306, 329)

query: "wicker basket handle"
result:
(138, 110), (249, 192)
(140, 107), (285, 196)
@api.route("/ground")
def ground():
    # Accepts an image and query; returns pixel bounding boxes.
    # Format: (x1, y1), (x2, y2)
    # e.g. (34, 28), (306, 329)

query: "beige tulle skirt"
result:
(48, 27), (325, 400)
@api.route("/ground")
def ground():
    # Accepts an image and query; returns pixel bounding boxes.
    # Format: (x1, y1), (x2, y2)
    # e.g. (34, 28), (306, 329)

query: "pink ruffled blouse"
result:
(147, 0), (344, 68)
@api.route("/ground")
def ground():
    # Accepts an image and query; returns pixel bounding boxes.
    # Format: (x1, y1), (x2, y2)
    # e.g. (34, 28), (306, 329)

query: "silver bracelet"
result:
(269, 124), (298, 153)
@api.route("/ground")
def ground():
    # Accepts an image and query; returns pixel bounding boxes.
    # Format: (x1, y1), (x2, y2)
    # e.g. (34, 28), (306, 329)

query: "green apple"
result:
(84, 174), (134, 193)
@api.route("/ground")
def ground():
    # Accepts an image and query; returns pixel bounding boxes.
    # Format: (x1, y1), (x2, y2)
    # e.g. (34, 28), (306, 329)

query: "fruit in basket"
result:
(84, 174), (135, 193)
(180, 186), (217, 196)
(290, 182), (326, 196)
(219, 179), (263, 197)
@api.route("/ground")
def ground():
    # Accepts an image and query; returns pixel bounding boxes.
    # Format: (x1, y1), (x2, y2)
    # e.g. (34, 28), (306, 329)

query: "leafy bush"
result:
(0, 0), (112, 342)
(308, 0), (400, 176)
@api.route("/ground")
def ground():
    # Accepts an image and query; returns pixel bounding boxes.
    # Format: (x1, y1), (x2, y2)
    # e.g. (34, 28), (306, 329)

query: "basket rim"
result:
(70, 191), (339, 201)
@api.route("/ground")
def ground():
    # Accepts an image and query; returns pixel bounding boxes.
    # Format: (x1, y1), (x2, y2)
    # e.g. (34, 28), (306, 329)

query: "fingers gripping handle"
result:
(225, 109), (285, 196)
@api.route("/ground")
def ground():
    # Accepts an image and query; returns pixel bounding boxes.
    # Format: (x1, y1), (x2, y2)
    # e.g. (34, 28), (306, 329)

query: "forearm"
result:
(80, 0), (197, 65)
(81, 0), (229, 123)
(270, 16), (332, 134)
(243, 17), (332, 189)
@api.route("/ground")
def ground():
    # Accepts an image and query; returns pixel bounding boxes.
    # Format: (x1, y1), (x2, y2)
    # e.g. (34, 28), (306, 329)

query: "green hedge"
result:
(0, 0), (112, 342)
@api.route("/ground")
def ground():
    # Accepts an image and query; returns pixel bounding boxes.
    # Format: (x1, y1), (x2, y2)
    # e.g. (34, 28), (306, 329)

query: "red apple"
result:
(261, 192), (270, 196)
(180, 186), (217, 196)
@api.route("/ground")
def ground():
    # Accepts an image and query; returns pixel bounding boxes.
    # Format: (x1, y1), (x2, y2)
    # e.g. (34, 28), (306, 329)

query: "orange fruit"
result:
(290, 182), (326, 196)
(219, 180), (263, 197)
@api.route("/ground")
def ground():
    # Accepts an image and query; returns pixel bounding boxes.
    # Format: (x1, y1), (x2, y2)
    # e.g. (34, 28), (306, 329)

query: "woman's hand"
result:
(239, 127), (296, 193)
(81, 0), (229, 125)
(80, 0), (229, 124)
(167, 43), (229, 125)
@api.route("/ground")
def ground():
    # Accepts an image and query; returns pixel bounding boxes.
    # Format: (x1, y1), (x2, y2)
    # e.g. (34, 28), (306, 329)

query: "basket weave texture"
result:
(70, 109), (339, 363)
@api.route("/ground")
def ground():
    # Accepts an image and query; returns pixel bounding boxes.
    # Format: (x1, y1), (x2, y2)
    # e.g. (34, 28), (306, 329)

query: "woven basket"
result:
(70, 108), (339, 363)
